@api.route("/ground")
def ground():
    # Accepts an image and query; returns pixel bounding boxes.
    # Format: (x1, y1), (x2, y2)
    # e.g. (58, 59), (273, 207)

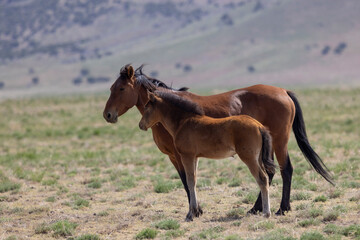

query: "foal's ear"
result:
(149, 92), (156, 102)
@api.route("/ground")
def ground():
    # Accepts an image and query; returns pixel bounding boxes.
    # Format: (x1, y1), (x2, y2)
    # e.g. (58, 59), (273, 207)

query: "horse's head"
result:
(139, 92), (161, 131)
(103, 64), (140, 123)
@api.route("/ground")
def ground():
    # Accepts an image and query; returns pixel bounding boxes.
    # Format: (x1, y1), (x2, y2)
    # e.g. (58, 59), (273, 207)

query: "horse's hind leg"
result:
(248, 153), (275, 214)
(181, 155), (202, 221)
(276, 149), (293, 215)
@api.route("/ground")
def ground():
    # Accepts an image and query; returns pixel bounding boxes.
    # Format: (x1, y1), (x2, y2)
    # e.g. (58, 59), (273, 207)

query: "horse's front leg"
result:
(181, 155), (202, 222)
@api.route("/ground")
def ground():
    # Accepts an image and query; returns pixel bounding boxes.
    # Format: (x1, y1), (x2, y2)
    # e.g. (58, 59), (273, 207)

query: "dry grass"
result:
(0, 88), (359, 239)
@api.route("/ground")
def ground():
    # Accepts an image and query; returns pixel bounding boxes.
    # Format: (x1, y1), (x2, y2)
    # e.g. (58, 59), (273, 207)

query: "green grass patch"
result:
(300, 231), (325, 240)
(314, 195), (327, 202)
(189, 226), (225, 240)
(153, 176), (178, 193)
(154, 219), (180, 230)
(135, 228), (158, 239)
(228, 178), (242, 187)
(242, 192), (257, 204)
(249, 220), (275, 231)
(224, 235), (243, 240)
(297, 218), (320, 227)
(323, 209), (340, 222)
(226, 207), (245, 219)
(35, 220), (78, 237)
(72, 234), (100, 240)
(87, 178), (102, 189)
(114, 176), (136, 191)
(256, 228), (296, 240)
(291, 192), (311, 201)
(0, 171), (21, 193)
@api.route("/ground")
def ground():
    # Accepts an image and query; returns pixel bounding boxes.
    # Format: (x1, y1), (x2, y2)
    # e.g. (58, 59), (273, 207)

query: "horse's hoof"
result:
(198, 206), (204, 215)
(186, 212), (194, 222)
(275, 209), (285, 216)
(247, 208), (260, 215)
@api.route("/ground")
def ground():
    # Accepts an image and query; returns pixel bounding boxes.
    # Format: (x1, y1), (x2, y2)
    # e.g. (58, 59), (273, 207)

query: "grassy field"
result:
(0, 88), (359, 240)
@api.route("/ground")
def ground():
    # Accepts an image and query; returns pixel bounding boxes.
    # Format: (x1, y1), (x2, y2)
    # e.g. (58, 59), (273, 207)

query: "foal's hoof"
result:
(263, 212), (271, 218)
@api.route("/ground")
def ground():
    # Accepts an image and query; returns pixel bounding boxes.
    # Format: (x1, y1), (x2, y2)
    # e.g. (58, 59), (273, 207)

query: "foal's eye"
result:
(119, 88), (125, 91)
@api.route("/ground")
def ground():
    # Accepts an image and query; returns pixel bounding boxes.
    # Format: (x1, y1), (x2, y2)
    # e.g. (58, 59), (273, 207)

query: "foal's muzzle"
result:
(139, 121), (148, 131)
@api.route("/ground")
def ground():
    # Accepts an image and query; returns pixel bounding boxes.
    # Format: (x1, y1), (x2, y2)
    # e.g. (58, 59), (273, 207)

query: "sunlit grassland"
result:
(0, 88), (359, 240)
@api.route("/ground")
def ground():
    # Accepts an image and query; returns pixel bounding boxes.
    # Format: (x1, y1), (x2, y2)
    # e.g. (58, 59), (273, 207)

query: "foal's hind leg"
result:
(241, 156), (271, 217)
(248, 153), (275, 214)
(181, 155), (202, 221)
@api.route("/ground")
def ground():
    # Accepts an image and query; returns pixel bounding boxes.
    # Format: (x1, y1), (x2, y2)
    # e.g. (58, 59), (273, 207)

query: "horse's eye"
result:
(119, 88), (125, 91)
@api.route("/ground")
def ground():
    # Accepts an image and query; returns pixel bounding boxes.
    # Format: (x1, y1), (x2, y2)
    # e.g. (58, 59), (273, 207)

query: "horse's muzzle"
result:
(103, 111), (118, 123)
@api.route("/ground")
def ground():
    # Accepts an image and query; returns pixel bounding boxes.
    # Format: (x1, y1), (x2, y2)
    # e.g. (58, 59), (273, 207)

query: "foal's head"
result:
(139, 91), (204, 131)
(139, 93), (162, 131)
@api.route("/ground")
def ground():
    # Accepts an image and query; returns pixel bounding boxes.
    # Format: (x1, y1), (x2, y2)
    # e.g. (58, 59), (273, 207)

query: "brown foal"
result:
(103, 64), (333, 216)
(139, 92), (275, 221)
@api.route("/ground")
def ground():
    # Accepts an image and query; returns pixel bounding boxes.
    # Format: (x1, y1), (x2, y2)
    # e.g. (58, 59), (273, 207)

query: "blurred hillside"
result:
(0, 0), (359, 98)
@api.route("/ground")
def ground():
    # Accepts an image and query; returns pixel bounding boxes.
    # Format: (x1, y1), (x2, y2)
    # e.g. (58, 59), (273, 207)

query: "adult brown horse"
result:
(139, 91), (275, 221)
(103, 64), (334, 215)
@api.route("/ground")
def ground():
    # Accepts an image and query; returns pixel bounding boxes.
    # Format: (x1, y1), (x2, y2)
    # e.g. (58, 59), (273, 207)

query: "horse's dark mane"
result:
(155, 91), (204, 116)
(134, 65), (189, 92)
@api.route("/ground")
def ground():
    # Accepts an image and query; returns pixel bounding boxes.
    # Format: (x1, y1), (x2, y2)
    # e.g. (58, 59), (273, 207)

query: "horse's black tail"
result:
(259, 128), (276, 175)
(287, 91), (335, 185)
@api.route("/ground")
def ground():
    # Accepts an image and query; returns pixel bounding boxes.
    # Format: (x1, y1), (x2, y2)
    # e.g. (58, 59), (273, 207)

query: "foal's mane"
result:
(134, 65), (189, 92)
(155, 91), (204, 116)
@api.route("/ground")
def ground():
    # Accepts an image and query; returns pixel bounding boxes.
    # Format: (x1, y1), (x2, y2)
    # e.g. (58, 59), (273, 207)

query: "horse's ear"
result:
(127, 65), (134, 79)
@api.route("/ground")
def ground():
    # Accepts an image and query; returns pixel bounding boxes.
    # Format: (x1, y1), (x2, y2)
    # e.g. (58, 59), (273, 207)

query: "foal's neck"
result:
(135, 86), (149, 115)
(158, 103), (195, 137)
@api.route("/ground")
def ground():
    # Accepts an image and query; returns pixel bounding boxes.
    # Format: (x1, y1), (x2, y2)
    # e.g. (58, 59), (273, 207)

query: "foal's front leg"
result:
(182, 156), (203, 221)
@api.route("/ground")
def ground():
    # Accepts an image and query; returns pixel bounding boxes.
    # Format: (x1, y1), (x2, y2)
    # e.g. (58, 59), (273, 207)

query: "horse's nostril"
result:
(107, 112), (112, 120)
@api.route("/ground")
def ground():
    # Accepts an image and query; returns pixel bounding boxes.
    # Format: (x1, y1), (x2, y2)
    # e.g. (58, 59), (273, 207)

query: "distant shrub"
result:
(183, 64), (192, 72)
(321, 46), (331, 55)
(32, 77), (39, 85)
(81, 68), (90, 76)
(253, 1), (264, 12)
(150, 71), (158, 78)
(248, 65), (255, 73)
(87, 76), (110, 84)
(334, 42), (347, 54)
(220, 14), (233, 26)
(73, 77), (82, 85)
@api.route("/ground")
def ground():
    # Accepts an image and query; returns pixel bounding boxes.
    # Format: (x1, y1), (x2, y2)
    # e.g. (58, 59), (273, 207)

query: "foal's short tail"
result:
(259, 128), (276, 175)
(287, 91), (335, 186)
